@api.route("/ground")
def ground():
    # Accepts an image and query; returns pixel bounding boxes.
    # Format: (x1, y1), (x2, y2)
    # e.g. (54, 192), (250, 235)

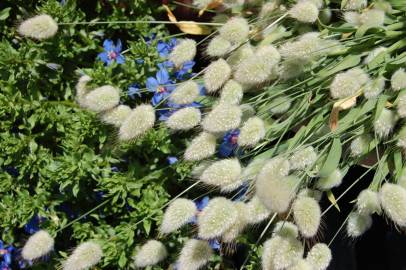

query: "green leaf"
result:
(327, 190), (340, 212)
(316, 55), (361, 80)
(374, 94), (389, 122)
(319, 138), (342, 178)
(118, 252), (127, 268)
(0, 8), (11, 20)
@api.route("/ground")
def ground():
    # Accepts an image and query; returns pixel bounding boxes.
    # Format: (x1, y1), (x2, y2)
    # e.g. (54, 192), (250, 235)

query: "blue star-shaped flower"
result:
(146, 68), (175, 106)
(97, 39), (125, 65)
(167, 156), (178, 165)
(175, 60), (196, 80)
(219, 129), (241, 158)
(157, 38), (177, 58)
(24, 214), (45, 235)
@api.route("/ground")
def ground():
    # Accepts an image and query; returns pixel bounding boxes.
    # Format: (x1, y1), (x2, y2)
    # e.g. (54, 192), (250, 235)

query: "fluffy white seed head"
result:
(220, 80), (244, 105)
(204, 59), (232, 93)
(222, 202), (248, 242)
(298, 188), (323, 201)
(200, 158), (242, 192)
(356, 189), (381, 216)
(316, 169), (344, 190)
(161, 198), (197, 234)
(75, 75), (92, 108)
(288, 1), (319, 23)
(170, 81), (200, 105)
(18, 14), (58, 40)
(242, 158), (268, 181)
(359, 9), (385, 28)
(177, 239), (213, 270)
(289, 146), (317, 171)
(219, 17), (249, 44)
(279, 33), (329, 61)
(83, 85), (120, 113)
(350, 134), (371, 156)
(288, 259), (313, 270)
(256, 45), (281, 67)
(184, 132), (217, 161)
(101, 105), (131, 127)
(245, 195), (271, 224)
(63, 241), (103, 270)
(169, 39), (197, 67)
(193, 0), (213, 8)
(397, 92), (406, 118)
(264, 235), (304, 270)
(134, 240), (167, 268)
(397, 125), (406, 149)
(22, 230), (54, 260)
(270, 95), (292, 114)
(238, 116), (266, 147)
(166, 107), (201, 131)
(207, 36), (232, 57)
(330, 69), (367, 99)
(346, 212), (372, 237)
(364, 47), (387, 64)
(202, 103), (242, 133)
(341, 0), (367, 10)
(197, 197), (238, 239)
(273, 221), (299, 239)
(374, 108), (397, 139)
(379, 183), (406, 227)
(279, 58), (307, 79)
(344, 11), (361, 25)
(306, 243), (332, 270)
(118, 104), (155, 141)
(227, 44), (254, 70)
(391, 68), (406, 91)
(293, 196), (321, 237)
(364, 76), (386, 99)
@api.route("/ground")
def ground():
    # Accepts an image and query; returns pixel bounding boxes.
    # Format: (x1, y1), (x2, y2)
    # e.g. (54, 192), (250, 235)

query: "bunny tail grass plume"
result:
(134, 240), (167, 267)
(341, 0), (367, 10)
(350, 134), (371, 156)
(227, 43), (254, 70)
(391, 68), (406, 91)
(234, 46), (280, 86)
(264, 235), (304, 270)
(379, 183), (406, 227)
(374, 108), (398, 139)
(356, 189), (381, 215)
(63, 241), (103, 270)
(288, 1), (319, 23)
(161, 198), (197, 234)
(273, 221), (299, 239)
(289, 146), (317, 171)
(364, 47), (387, 64)
(306, 243), (332, 270)
(166, 107), (201, 131)
(22, 230), (54, 260)
(288, 259), (313, 270)
(170, 81), (200, 105)
(397, 92), (406, 118)
(75, 75), (92, 108)
(18, 14), (58, 40)
(220, 80), (243, 105)
(101, 105), (131, 127)
(169, 39), (197, 67)
(204, 59), (232, 93)
(207, 36), (232, 57)
(359, 9), (385, 28)
(330, 68), (369, 99)
(202, 103), (241, 133)
(83, 85), (120, 113)
(177, 239), (213, 270)
(344, 11), (361, 25)
(222, 202), (248, 242)
(298, 188), (323, 201)
(238, 116), (266, 147)
(184, 132), (216, 161)
(197, 197), (238, 239)
(346, 212), (372, 237)
(270, 95), (292, 114)
(118, 104), (155, 141)
(397, 126), (406, 150)
(245, 195), (271, 224)
(200, 158), (243, 192)
(193, 0), (212, 8)
(364, 77), (385, 99)
(219, 17), (249, 44)
(292, 196), (321, 238)
(316, 169), (344, 190)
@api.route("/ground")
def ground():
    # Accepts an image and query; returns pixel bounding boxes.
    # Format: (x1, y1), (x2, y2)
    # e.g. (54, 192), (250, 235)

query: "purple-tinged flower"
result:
(157, 38), (177, 58)
(128, 84), (141, 99)
(167, 156), (178, 165)
(146, 68), (175, 106)
(174, 60), (195, 80)
(195, 196), (210, 211)
(218, 129), (240, 158)
(24, 214), (45, 235)
(97, 39), (125, 65)
(0, 241), (14, 269)
(158, 60), (174, 70)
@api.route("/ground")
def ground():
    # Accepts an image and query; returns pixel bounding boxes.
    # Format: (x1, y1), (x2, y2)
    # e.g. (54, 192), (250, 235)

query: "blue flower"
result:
(174, 60), (195, 80)
(0, 241), (14, 269)
(158, 102), (202, 121)
(128, 84), (141, 99)
(195, 196), (210, 211)
(218, 129), (240, 158)
(208, 239), (221, 251)
(146, 68), (175, 106)
(24, 214), (45, 235)
(167, 156), (178, 165)
(158, 60), (174, 70)
(157, 38), (177, 58)
(97, 39), (125, 65)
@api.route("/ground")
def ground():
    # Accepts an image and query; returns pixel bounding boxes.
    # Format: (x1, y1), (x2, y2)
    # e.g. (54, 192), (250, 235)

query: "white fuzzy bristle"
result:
(22, 230), (54, 260)
(288, 1), (319, 23)
(101, 105), (132, 127)
(292, 196), (321, 238)
(391, 68), (406, 91)
(170, 81), (200, 105)
(350, 134), (371, 156)
(220, 80), (244, 105)
(200, 158), (243, 192)
(166, 107), (201, 131)
(316, 168), (344, 190)
(364, 77), (385, 99)
(219, 17), (250, 44)
(118, 104), (156, 141)
(169, 39), (197, 67)
(83, 85), (120, 113)
(204, 59), (232, 93)
(238, 116), (266, 147)
(184, 132), (217, 161)
(75, 75), (92, 108)
(305, 243), (332, 270)
(202, 103), (242, 133)
(161, 198), (197, 234)
(245, 195), (271, 224)
(18, 14), (58, 40)
(346, 212), (372, 237)
(63, 241), (103, 270)
(374, 108), (397, 139)
(273, 221), (299, 239)
(134, 240), (168, 267)
(177, 239), (213, 270)
(207, 36), (232, 57)
(379, 183), (406, 227)
(289, 146), (317, 171)
(356, 189), (381, 216)
(222, 202), (248, 242)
